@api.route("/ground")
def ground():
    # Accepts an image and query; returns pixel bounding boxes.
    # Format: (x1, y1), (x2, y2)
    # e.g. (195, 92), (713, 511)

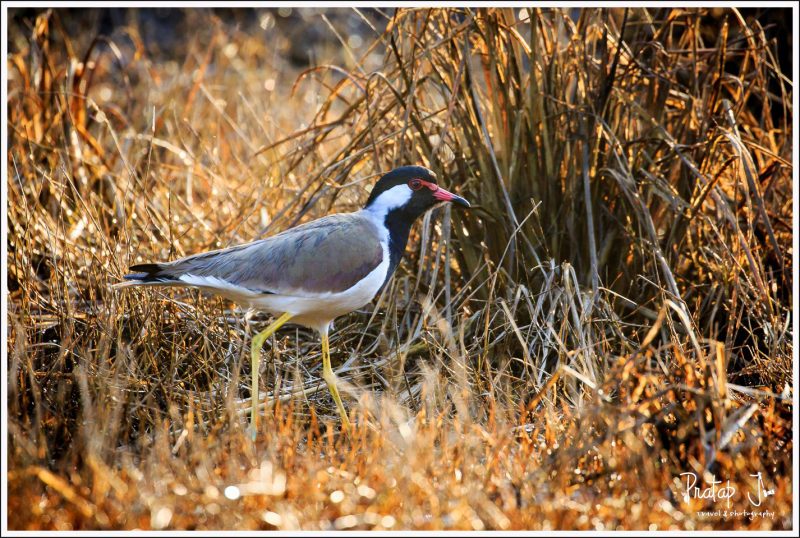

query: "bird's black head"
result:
(364, 165), (470, 219)
(363, 166), (470, 291)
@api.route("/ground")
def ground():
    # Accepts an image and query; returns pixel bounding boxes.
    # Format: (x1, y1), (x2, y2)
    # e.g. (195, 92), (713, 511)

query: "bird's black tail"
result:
(113, 263), (176, 288)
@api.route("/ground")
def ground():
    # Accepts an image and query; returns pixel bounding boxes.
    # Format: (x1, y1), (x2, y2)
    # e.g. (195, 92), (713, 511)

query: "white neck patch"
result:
(365, 184), (412, 220)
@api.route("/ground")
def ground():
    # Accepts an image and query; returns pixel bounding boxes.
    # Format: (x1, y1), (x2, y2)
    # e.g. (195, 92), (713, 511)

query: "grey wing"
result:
(127, 212), (384, 296)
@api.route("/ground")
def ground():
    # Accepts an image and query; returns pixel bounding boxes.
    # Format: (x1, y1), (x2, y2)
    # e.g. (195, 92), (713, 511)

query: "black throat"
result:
(379, 208), (417, 291)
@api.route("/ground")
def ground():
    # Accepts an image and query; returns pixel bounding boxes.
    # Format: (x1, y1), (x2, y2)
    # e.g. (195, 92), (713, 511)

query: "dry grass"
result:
(6, 7), (794, 531)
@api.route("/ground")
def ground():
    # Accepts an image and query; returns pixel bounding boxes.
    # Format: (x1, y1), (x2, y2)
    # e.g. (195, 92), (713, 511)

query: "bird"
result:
(115, 165), (470, 435)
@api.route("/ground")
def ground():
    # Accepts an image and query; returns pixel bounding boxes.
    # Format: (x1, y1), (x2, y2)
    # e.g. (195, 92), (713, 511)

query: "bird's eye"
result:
(409, 179), (423, 191)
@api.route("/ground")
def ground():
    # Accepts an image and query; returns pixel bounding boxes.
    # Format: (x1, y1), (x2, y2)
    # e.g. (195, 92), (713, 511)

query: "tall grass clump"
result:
(7, 7), (793, 530)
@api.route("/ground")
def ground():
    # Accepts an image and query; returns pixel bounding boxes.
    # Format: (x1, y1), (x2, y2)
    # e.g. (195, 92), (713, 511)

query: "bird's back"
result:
(120, 212), (385, 299)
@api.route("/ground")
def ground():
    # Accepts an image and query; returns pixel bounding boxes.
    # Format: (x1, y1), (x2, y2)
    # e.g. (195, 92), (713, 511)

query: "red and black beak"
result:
(433, 186), (470, 208)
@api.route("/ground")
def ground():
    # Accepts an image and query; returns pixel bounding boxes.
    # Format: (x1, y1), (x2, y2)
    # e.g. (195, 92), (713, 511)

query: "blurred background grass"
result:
(6, 7), (794, 530)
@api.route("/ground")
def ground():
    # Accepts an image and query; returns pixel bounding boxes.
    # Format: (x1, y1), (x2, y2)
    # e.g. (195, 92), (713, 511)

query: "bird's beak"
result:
(433, 186), (471, 208)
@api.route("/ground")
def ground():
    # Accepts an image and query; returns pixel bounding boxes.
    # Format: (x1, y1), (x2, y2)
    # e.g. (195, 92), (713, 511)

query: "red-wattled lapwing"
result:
(116, 166), (469, 434)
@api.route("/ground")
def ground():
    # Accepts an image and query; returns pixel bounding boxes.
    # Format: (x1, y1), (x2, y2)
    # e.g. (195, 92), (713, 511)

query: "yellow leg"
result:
(250, 312), (293, 438)
(321, 331), (351, 431)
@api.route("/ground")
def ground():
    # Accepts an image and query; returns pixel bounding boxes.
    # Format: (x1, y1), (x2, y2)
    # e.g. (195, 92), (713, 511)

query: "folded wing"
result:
(122, 212), (384, 297)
